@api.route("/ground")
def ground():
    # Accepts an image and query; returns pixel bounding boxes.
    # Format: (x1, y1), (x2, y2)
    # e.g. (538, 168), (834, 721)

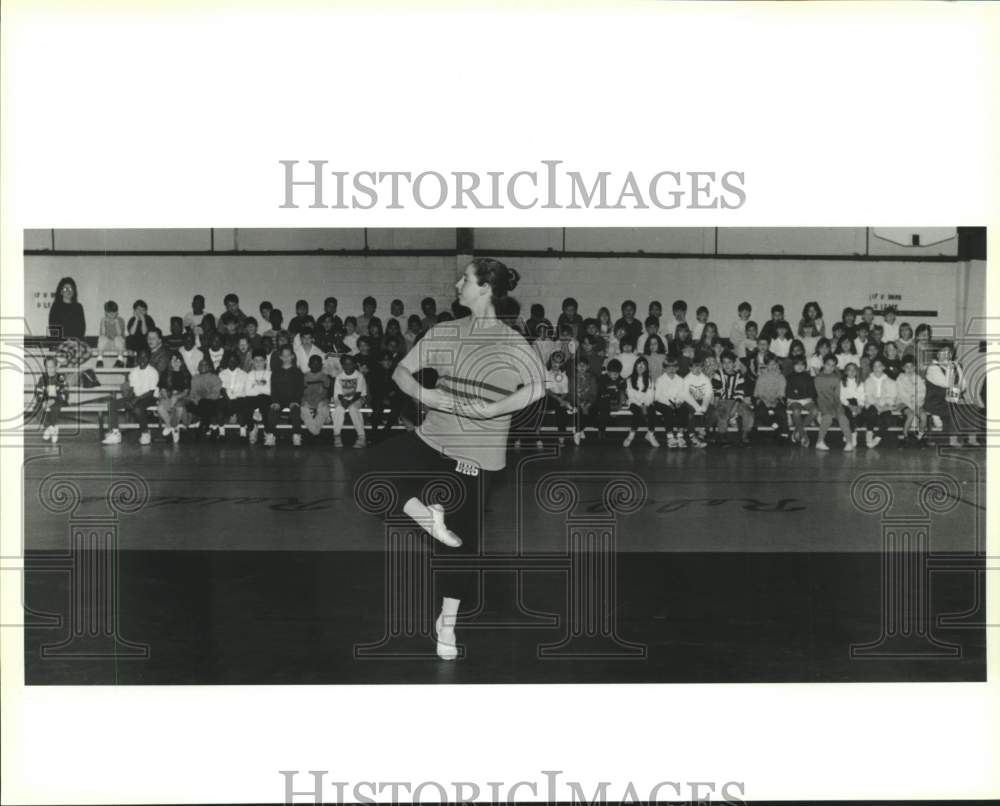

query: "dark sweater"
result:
(271, 365), (304, 406)
(596, 375), (626, 407)
(786, 371), (817, 401)
(48, 301), (86, 340)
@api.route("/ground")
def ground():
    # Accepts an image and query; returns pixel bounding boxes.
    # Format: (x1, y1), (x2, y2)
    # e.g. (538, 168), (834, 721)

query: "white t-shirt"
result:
(179, 345), (204, 377)
(333, 370), (367, 401)
(245, 367), (272, 397)
(881, 320), (900, 344)
(128, 365), (160, 398)
(219, 367), (248, 398)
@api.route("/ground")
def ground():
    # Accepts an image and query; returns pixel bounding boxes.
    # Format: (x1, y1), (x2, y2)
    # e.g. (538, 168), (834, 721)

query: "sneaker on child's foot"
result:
(96, 359), (104, 368)
(622, 432), (635, 447)
(264, 432), (276, 447)
(573, 431), (582, 446)
(42, 426), (52, 441)
(292, 433), (302, 446)
(172, 428), (180, 444)
(815, 440), (829, 451)
(646, 431), (660, 447)
(50, 425), (59, 444)
(162, 426), (172, 438)
(113, 358), (125, 368)
(139, 431), (151, 445)
(676, 433), (689, 448)
(869, 436), (882, 448)
(239, 426), (247, 438)
(248, 426), (259, 444)
(333, 436), (343, 448)
(102, 430), (123, 445)
(354, 438), (366, 449)
(844, 440), (855, 452)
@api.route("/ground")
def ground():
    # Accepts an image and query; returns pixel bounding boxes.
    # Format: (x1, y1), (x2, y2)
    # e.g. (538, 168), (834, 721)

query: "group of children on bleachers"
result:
(525, 297), (980, 450)
(34, 290), (980, 450)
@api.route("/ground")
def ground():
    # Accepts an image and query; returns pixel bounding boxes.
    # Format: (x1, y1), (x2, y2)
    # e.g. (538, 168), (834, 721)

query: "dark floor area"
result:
(24, 550), (985, 685)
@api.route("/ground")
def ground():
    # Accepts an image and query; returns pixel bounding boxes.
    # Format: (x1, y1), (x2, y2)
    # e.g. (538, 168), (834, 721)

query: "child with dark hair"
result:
(859, 341), (883, 381)
(605, 323), (626, 365)
(221, 293), (247, 333)
(244, 317), (264, 352)
(786, 356), (817, 447)
(557, 297), (584, 341)
(101, 348), (160, 446)
(179, 330), (204, 377)
(752, 356), (788, 439)
(809, 337), (832, 376)
(814, 354), (853, 452)
(366, 350), (403, 440)
(388, 298), (406, 333)
(881, 305), (900, 345)
(759, 305), (786, 343)
(617, 338), (638, 380)
(739, 320), (759, 360)
(126, 299), (155, 356)
(853, 323), (870, 357)
(580, 334), (606, 377)
(234, 335), (254, 372)
(258, 301), (273, 329)
(165, 316), (186, 351)
(594, 358), (626, 441)
(596, 307), (614, 340)
(861, 358), (897, 448)
(35, 355), (69, 443)
(690, 306), (709, 343)
(294, 328), (323, 373)
(384, 319), (406, 354)
(729, 301), (753, 350)
(682, 358), (712, 447)
(797, 302), (825, 356)
(198, 312), (217, 353)
(670, 300), (688, 342)
(643, 331), (668, 383)
(218, 350), (249, 437)
(332, 353), (367, 448)
(835, 334), (858, 370)
(783, 339), (807, 377)
(636, 315), (660, 355)
(525, 304), (547, 341)
(404, 314), (423, 350)
(184, 294), (205, 339)
(895, 355), (927, 444)
(263, 308), (283, 339)
(711, 350), (754, 447)
(288, 300), (315, 337)
(648, 300), (663, 321)
(270, 344), (305, 446)
(420, 297), (437, 332)
(882, 341), (902, 380)
(543, 350), (574, 446)
(301, 354), (332, 438)
(742, 336), (773, 386)
(770, 320), (793, 359)
(157, 352), (192, 444)
(925, 342), (977, 447)
(343, 316), (359, 354)
(358, 296), (380, 336)
(218, 312), (240, 351)
(97, 300), (127, 368)
(653, 356), (693, 447)
(614, 300), (643, 345)
(623, 356), (658, 447)
(571, 353), (597, 446)
(205, 332), (226, 372)
(840, 307), (858, 340)
(188, 359), (224, 440)
(693, 322), (719, 362)
(323, 297), (344, 333)
(244, 349), (273, 445)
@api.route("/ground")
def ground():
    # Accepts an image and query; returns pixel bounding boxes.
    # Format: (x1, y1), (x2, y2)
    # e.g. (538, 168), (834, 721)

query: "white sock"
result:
(439, 597), (460, 631)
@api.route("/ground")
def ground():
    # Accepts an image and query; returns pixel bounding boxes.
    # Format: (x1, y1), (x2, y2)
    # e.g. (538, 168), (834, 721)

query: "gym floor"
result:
(22, 432), (987, 684)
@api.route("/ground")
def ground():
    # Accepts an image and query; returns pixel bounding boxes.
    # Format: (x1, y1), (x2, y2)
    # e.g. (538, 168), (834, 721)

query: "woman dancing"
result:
(367, 258), (546, 659)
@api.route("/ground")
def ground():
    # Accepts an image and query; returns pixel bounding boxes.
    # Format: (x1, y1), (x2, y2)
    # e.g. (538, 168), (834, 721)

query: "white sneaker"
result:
(239, 426), (247, 438)
(434, 613), (459, 661)
(42, 426), (52, 441)
(50, 426), (59, 444)
(102, 430), (122, 445)
(573, 431), (583, 446)
(138, 431), (151, 445)
(172, 428), (181, 444)
(646, 431), (660, 447)
(264, 432), (276, 447)
(844, 440), (855, 452)
(162, 426), (172, 438)
(427, 503), (463, 547)
(249, 426), (259, 444)
(354, 438), (366, 449)
(665, 433), (676, 448)
(851, 431), (858, 448)
(292, 433), (302, 446)
(675, 432), (688, 448)
(869, 436), (881, 448)
(333, 435), (343, 447)
(815, 440), (829, 451)
(622, 432), (635, 447)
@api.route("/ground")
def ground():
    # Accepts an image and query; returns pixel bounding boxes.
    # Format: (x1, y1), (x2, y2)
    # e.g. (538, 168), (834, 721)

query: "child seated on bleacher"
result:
(332, 354), (367, 448)
(682, 358), (712, 447)
(752, 356), (788, 439)
(301, 354), (332, 438)
(35, 355), (69, 443)
(188, 359), (223, 440)
(270, 344), (304, 446)
(125, 300), (155, 358)
(814, 354), (853, 452)
(244, 349), (273, 445)
(218, 350), (249, 437)
(97, 301), (126, 368)
(785, 356), (817, 447)
(157, 352), (192, 444)
(895, 355), (927, 445)
(101, 348), (160, 446)
(861, 358), (897, 449)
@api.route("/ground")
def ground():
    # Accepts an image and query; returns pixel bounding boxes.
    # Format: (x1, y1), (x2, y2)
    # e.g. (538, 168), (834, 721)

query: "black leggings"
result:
(363, 430), (493, 604)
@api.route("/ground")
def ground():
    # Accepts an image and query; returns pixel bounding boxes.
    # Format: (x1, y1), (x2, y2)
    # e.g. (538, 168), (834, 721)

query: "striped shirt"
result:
(712, 370), (748, 401)
(399, 315), (545, 471)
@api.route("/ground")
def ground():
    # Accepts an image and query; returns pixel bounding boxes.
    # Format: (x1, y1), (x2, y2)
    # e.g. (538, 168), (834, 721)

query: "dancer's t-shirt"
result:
(399, 315), (545, 471)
